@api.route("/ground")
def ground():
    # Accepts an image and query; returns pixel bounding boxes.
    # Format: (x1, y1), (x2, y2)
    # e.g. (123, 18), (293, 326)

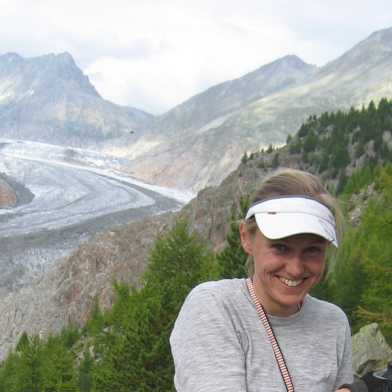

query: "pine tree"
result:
(41, 335), (78, 392)
(303, 130), (318, 153)
(0, 352), (19, 392)
(79, 351), (94, 392)
(217, 197), (250, 279)
(86, 298), (105, 337)
(16, 335), (43, 392)
(272, 152), (279, 168)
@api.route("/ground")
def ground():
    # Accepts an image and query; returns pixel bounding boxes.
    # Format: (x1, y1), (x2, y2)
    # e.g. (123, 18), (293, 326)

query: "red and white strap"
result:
(246, 278), (295, 392)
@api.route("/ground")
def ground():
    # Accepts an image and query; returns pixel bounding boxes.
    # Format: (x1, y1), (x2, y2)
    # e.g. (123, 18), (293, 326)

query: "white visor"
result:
(245, 196), (338, 247)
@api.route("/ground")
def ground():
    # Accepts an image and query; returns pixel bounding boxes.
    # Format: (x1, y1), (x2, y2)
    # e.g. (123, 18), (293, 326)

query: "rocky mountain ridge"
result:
(0, 52), (153, 146)
(116, 55), (318, 189)
(154, 54), (317, 135)
(2, 28), (392, 192)
(121, 27), (392, 191)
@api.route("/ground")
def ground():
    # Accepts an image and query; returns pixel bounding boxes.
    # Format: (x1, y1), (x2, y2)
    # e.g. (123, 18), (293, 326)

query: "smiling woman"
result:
(170, 169), (366, 392)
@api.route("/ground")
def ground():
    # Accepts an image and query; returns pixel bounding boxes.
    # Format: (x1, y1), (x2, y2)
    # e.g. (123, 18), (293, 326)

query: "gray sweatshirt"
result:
(170, 279), (353, 392)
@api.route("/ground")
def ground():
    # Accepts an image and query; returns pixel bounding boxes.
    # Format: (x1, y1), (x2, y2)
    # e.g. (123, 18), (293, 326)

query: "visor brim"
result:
(254, 213), (338, 247)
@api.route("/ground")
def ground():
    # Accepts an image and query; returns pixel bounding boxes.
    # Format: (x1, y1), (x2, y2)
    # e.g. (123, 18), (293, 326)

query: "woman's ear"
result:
(239, 221), (253, 255)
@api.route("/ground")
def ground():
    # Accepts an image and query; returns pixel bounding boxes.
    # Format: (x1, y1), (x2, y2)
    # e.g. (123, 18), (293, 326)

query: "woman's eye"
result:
(272, 244), (288, 253)
(306, 246), (322, 255)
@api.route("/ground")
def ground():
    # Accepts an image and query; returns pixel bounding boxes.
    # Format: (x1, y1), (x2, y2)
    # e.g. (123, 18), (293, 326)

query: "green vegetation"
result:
(288, 99), (392, 189)
(0, 332), (78, 392)
(312, 165), (392, 340)
(216, 196), (250, 279)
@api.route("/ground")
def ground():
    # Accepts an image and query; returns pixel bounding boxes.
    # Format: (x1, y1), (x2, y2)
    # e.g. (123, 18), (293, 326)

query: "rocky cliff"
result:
(0, 172), (34, 209)
(0, 178), (16, 208)
(0, 52), (153, 146)
(0, 213), (175, 359)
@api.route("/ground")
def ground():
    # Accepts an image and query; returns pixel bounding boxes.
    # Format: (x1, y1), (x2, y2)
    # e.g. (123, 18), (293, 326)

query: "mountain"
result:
(120, 27), (392, 191)
(2, 27), (392, 191)
(3, 95), (392, 360)
(119, 55), (318, 189)
(155, 55), (317, 134)
(0, 52), (153, 146)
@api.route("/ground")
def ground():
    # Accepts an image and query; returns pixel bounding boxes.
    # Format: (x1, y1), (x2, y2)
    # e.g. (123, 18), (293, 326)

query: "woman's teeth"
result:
(279, 277), (303, 287)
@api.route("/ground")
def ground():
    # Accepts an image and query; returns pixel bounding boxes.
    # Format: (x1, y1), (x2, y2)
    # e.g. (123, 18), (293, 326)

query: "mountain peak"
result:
(277, 54), (308, 65)
(52, 51), (77, 66)
(0, 51), (101, 105)
(35, 52), (80, 70)
(367, 26), (392, 42)
(28, 52), (101, 98)
(243, 54), (316, 84)
(261, 54), (315, 72)
(0, 52), (23, 63)
(320, 25), (392, 75)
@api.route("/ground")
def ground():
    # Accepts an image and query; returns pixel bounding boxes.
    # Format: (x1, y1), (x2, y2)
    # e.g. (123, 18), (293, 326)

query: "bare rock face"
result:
(352, 323), (392, 377)
(55, 213), (175, 326)
(0, 213), (175, 360)
(0, 52), (153, 147)
(0, 178), (17, 208)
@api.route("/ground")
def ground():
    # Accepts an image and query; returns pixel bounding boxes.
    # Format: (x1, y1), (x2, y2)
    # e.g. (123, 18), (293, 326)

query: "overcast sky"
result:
(1, 0), (391, 114)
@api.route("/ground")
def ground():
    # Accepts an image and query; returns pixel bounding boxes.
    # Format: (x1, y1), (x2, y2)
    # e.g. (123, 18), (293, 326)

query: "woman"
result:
(170, 169), (364, 392)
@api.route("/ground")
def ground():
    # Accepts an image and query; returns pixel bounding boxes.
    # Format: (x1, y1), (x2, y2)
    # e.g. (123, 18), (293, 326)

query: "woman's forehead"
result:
(263, 232), (328, 244)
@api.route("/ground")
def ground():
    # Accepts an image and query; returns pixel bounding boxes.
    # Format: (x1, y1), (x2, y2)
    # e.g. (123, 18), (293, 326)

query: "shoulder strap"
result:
(246, 278), (295, 392)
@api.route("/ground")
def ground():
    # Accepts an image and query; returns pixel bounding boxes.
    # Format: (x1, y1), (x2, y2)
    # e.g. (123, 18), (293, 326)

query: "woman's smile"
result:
(278, 276), (306, 287)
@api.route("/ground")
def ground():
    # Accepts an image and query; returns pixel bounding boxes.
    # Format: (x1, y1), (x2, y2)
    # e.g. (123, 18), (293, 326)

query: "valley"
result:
(0, 140), (188, 293)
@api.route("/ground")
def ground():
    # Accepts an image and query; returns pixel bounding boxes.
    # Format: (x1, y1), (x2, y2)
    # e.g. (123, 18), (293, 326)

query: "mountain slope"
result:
(122, 27), (392, 191)
(121, 55), (318, 189)
(0, 52), (153, 146)
(155, 55), (317, 134)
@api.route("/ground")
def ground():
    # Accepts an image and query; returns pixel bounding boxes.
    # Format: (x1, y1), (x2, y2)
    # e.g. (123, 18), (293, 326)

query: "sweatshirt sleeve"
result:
(334, 315), (354, 390)
(170, 284), (247, 392)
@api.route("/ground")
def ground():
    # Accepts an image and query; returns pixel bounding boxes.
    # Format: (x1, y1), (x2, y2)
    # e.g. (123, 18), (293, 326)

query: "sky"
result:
(1, 0), (391, 114)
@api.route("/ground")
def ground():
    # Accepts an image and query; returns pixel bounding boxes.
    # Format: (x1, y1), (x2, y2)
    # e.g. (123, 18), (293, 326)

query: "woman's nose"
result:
(285, 255), (305, 277)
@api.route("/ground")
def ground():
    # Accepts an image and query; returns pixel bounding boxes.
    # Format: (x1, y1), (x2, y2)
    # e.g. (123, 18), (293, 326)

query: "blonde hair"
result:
(244, 168), (343, 275)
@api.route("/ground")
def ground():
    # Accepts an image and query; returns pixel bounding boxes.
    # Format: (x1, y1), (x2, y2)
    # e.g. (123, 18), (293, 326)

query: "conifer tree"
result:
(86, 298), (105, 337)
(0, 352), (19, 392)
(16, 336), (43, 392)
(40, 335), (78, 392)
(217, 197), (250, 279)
(16, 332), (30, 352)
(79, 351), (94, 392)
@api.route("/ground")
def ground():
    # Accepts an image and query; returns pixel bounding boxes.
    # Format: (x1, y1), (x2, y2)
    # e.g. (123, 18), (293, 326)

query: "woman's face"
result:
(240, 223), (328, 317)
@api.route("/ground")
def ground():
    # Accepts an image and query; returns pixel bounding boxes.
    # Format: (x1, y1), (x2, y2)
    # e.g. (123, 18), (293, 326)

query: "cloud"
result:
(1, 0), (392, 113)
